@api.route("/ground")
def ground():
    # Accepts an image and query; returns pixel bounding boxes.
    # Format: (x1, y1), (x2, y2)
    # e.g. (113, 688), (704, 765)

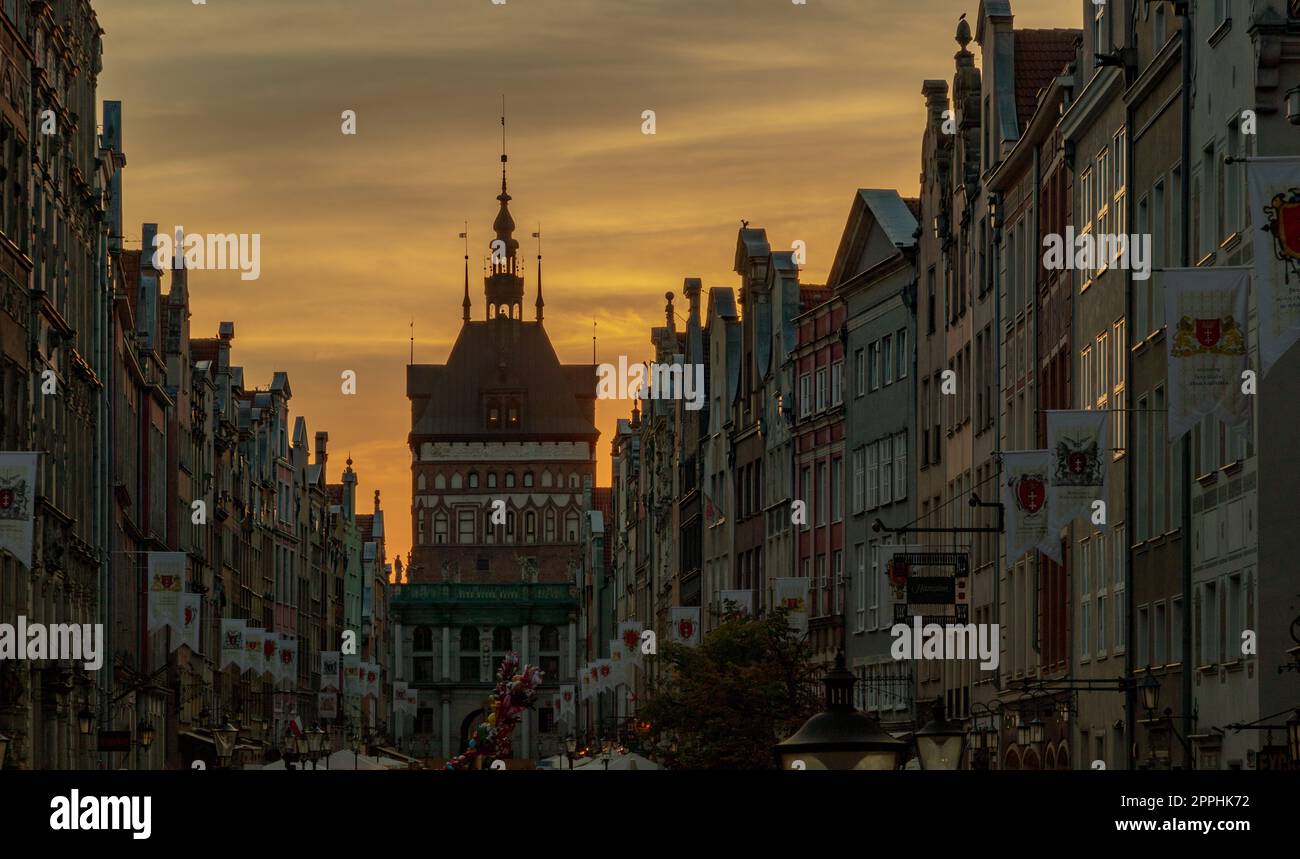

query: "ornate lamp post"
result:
(773, 651), (907, 770)
(915, 697), (966, 770)
(213, 721), (240, 769)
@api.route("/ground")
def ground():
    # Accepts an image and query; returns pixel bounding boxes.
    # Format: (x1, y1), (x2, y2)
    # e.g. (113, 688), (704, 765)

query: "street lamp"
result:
(138, 719), (155, 751)
(1027, 717), (1046, 749)
(78, 707), (95, 737)
(1141, 671), (1161, 716)
(213, 721), (239, 769)
(915, 697), (965, 770)
(307, 724), (326, 769)
(773, 651), (907, 770)
(564, 734), (578, 771)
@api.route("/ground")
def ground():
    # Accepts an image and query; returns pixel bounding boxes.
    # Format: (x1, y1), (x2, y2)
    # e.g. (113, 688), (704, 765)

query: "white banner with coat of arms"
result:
(1001, 451), (1061, 564)
(1247, 157), (1300, 375)
(1163, 267), (1252, 440)
(1045, 410), (1109, 533)
(146, 552), (186, 633)
(669, 607), (700, 646)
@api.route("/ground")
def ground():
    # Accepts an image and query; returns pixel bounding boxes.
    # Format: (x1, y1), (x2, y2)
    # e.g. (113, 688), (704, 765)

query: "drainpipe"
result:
(1177, 0), (1195, 770)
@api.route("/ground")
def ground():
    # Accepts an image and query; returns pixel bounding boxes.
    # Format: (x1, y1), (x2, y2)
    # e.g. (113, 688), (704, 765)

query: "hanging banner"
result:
(403, 684), (418, 714)
(1001, 451), (1062, 564)
(242, 626), (264, 676)
(773, 578), (810, 634)
(1247, 156), (1300, 375)
(579, 665), (593, 701)
(608, 641), (627, 687)
(1045, 410), (1109, 532)
(320, 651), (341, 691)
(393, 681), (409, 715)
(0, 452), (38, 568)
(343, 655), (361, 696)
(262, 634), (279, 682)
(1163, 267), (1252, 439)
(318, 692), (338, 720)
(617, 620), (644, 666)
(363, 662), (380, 699)
(719, 589), (753, 616)
(221, 619), (246, 672)
(559, 684), (576, 726)
(146, 552), (186, 632)
(278, 636), (298, 689)
(669, 607), (701, 646)
(172, 593), (202, 654)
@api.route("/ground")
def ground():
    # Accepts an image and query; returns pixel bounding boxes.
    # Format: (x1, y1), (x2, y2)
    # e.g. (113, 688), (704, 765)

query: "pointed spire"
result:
(533, 225), (544, 322)
(461, 223), (471, 321)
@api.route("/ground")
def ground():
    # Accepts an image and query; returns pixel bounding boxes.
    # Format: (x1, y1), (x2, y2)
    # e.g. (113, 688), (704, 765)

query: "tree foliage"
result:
(640, 608), (822, 769)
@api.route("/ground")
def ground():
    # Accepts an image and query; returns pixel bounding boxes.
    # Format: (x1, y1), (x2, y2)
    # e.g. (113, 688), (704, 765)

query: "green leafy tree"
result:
(640, 608), (821, 769)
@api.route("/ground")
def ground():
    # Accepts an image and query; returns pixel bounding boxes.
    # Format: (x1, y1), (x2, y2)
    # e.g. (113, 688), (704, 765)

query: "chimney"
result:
(683, 278), (702, 323)
(315, 431), (329, 467)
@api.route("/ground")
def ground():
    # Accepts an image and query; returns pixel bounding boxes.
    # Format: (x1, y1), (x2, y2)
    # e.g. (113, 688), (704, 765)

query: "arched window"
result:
(414, 626), (434, 651)
(541, 470), (553, 488)
(434, 511), (448, 544)
(566, 510), (580, 542)
(523, 471), (534, 488)
(525, 511), (537, 542)
(506, 510), (516, 539)
(540, 625), (559, 651)
(417, 514), (426, 544)
(450, 473), (463, 489)
(460, 626), (480, 651)
(545, 508), (556, 542)
(417, 473), (427, 491)
(569, 473), (580, 489)
(468, 472), (479, 488)
(505, 472), (516, 488)
(493, 626), (513, 651)
(434, 473), (446, 490)
(487, 472), (497, 488)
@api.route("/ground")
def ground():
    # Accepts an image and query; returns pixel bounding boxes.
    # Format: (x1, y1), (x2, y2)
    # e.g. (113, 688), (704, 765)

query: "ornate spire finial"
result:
(533, 224), (543, 322)
(461, 223), (471, 321)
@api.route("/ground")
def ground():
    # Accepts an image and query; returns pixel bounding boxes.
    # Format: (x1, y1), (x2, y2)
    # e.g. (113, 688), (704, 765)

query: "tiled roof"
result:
(1013, 29), (1079, 132)
(408, 321), (599, 439)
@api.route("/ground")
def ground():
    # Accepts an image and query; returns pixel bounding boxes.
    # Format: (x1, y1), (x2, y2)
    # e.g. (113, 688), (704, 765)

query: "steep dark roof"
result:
(1013, 29), (1079, 132)
(408, 320), (598, 439)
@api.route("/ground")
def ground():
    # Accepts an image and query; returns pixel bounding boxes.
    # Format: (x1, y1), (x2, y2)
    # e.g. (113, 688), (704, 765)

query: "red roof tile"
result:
(1013, 29), (1079, 132)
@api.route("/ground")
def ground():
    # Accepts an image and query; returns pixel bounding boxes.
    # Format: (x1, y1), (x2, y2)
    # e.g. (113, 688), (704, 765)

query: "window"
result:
(487, 472), (497, 488)
(1199, 581), (1219, 666)
(893, 433), (907, 500)
(926, 266), (936, 334)
(1154, 601), (1167, 665)
(1113, 523), (1126, 652)
(566, 511), (579, 542)
(1153, 387), (1167, 533)
(1135, 394), (1149, 540)
(896, 329), (908, 379)
(458, 509), (475, 544)
(854, 349), (865, 396)
(468, 471), (479, 489)
(434, 511), (448, 544)
(505, 472), (516, 488)
(815, 367), (828, 412)
(545, 508), (556, 543)
(831, 457), (843, 522)
(866, 444), (879, 510)
(799, 374), (812, 417)
(414, 626), (434, 651)
(879, 439), (893, 507)
(800, 467), (811, 530)
(1113, 318), (1126, 454)
(816, 462), (827, 526)
(851, 448), (865, 513)
(1170, 596), (1183, 663)
(870, 341), (882, 390)
(523, 471), (534, 488)
(867, 544), (879, 629)
(833, 550), (844, 615)
(493, 626), (513, 651)
(1137, 605), (1150, 668)
(854, 543), (867, 632)
(1081, 538), (1092, 658)
(882, 335), (893, 385)
(831, 360), (843, 406)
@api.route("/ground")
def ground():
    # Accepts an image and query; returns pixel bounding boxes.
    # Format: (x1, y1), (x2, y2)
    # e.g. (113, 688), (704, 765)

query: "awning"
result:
(178, 730), (215, 746)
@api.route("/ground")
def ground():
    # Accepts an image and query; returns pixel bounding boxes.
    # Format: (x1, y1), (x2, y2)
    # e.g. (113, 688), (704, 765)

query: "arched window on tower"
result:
(525, 511), (536, 542)
(545, 508), (556, 543)
(434, 511), (448, 544)
(468, 471), (479, 489)
(487, 472), (498, 488)
(566, 510), (580, 542)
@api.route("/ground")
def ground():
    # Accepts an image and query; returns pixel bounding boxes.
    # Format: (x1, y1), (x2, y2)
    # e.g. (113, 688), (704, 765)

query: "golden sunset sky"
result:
(97, 0), (1071, 568)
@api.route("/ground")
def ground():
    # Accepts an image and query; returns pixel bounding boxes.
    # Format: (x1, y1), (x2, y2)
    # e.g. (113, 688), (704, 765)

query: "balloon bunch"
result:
(445, 652), (544, 770)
